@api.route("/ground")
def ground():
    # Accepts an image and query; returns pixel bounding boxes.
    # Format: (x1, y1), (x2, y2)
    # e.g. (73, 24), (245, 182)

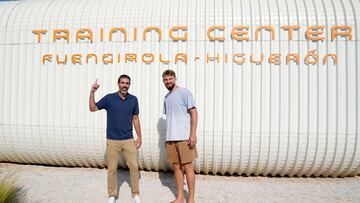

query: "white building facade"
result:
(0, 0), (359, 177)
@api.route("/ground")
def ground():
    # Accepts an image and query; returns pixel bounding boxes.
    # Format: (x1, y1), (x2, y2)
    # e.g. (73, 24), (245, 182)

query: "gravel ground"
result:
(0, 163), (359, 203)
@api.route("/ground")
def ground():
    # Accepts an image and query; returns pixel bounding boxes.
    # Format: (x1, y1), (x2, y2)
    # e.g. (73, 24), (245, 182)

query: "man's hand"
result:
(89, 79), (100, 112)
(188, 107), (198, 149)
(136, 138), (142, 149)
(132, 115), (142, 149)
(91, 79), (100, 93)
(188, 132), (197, 148)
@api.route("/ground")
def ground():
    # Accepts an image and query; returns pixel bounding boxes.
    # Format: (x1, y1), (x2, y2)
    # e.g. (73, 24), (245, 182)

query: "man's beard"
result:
(166, 84), (174, 90)
(120, 87), (128, 93)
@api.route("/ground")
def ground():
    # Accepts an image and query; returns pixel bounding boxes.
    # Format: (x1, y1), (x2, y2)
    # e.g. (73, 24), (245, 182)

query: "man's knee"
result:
(107, 163), (118, 176)
(108, 168), (117, 176)
(172, 162), (182, 170)
(127, 156), (139, 171)
(107, 158), (118, 169)
(183, 163), (193, 172)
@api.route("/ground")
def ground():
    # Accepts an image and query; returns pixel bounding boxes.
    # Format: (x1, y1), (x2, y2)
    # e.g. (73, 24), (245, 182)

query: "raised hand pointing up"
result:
(89, 79), (100, 112)
(91, 79), (100, 93)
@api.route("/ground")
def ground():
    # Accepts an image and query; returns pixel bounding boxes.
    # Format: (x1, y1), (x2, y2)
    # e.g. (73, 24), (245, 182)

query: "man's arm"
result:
(188, 107), (198, 148)
(133, 115), (142, 149)
(89, 79), (100, 112)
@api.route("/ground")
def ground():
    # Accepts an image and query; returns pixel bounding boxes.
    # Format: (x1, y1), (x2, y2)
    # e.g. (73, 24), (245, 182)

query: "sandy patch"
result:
(0, 163), (359, 203)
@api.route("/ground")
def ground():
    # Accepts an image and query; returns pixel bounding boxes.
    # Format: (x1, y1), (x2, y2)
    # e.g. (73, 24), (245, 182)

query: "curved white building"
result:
(0, 0), (359, 177)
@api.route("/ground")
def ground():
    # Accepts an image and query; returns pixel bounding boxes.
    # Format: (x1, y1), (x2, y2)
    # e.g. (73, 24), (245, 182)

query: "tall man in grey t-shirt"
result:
(162, 69), (198, 203)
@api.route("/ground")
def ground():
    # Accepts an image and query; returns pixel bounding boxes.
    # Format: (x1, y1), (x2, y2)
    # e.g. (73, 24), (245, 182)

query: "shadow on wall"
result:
(157, 116), (172, 171)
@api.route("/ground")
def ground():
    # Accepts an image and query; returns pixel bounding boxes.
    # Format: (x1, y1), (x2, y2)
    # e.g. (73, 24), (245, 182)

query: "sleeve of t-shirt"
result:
(186, 91), (196, 110)
(96, 95), (108, 110)
(133, 97), (139, 115)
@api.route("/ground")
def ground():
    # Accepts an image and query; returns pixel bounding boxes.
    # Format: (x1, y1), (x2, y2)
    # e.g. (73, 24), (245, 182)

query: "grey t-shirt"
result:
(164, 87), (196, 141)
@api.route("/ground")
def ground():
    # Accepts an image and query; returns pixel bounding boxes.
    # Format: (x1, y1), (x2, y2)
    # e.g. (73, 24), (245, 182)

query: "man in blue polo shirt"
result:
(89, 74), (142, 203)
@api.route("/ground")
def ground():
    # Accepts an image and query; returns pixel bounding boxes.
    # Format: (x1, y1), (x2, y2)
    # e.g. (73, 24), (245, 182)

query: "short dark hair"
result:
(162, 69), (176, 78)
(118, 74), (131, 83)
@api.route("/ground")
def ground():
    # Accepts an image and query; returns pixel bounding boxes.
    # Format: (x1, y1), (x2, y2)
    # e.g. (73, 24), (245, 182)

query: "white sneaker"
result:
(133, 195), (141, 203)
(107, 196), (115, 203)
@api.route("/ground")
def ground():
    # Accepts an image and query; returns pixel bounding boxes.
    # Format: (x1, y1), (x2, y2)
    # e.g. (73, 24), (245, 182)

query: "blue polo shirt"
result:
(96, 92), (139, 140)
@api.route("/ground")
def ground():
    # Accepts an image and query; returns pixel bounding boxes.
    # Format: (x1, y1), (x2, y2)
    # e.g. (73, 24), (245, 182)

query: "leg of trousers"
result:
(121, 139), (140, 197)
(106, 139), (139, 198)
(106, 140), (121, 198)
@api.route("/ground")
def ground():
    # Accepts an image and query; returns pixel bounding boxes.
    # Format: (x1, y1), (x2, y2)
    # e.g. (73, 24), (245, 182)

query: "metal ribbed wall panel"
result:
(0, 0), (359, 177)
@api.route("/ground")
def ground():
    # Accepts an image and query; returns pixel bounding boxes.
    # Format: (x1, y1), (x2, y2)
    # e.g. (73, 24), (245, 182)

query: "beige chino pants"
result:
(106, 139), (139, 198)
